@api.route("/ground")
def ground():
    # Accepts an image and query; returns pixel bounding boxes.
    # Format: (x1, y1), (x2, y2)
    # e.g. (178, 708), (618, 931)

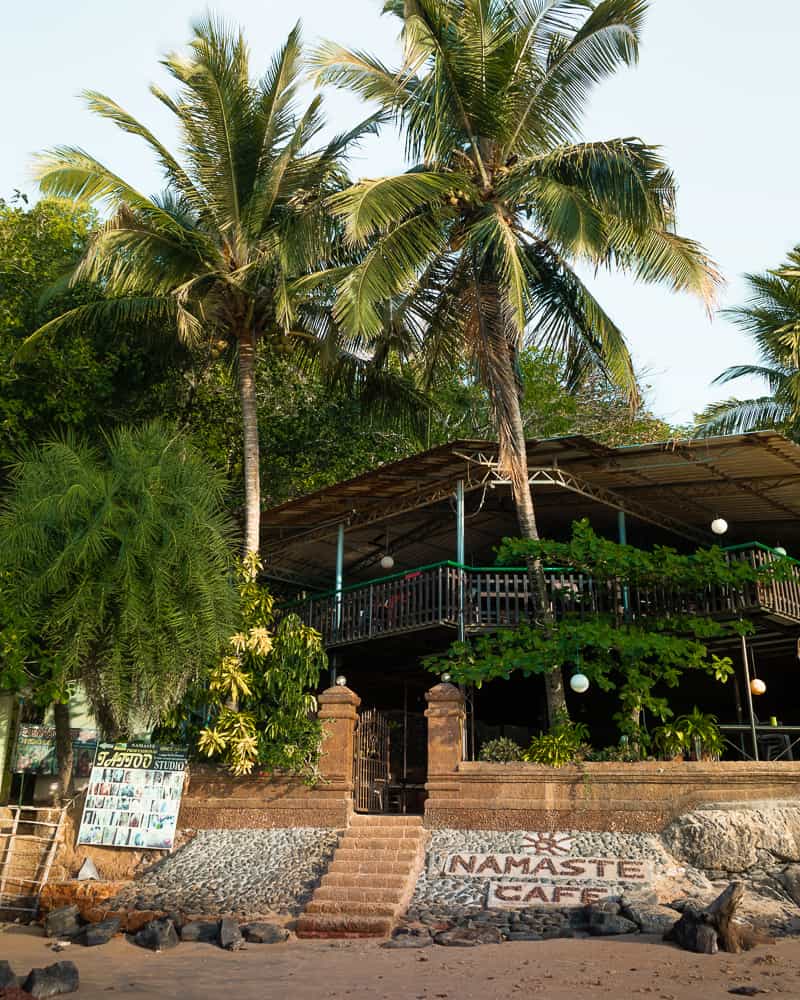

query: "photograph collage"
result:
(77, 764), (185, 850)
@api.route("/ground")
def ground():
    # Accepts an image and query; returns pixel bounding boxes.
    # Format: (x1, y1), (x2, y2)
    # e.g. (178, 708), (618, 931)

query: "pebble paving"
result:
(112, 828), (339, 918)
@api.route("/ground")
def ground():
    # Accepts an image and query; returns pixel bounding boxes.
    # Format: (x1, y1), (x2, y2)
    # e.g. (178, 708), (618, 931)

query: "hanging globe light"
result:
(441, 672), (452, 683)
(570, 672), (590, 694)
(774, 546), (787, 557)
(711, 517), (729, 536)
(380, 554), (395, 570)
(750, 678), (767, 696)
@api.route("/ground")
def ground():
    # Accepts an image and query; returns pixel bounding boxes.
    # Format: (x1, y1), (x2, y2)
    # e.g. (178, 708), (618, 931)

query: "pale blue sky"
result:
(3, 0), (799, 424)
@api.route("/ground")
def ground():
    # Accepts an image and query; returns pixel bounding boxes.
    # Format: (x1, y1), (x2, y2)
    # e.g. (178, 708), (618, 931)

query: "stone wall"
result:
(177, 766), (352, 830)
(424, 682), (800, 833)
(424, 760), (800, 832)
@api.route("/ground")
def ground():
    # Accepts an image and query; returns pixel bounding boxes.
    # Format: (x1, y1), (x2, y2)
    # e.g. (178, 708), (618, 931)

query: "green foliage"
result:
(496, 519), (781, 591)
(0, 196), (184, 470)
(184, 555), (327, 778)
(652, 723), (690, 759)
(523, 715), (590, 768)
(696, 246), (800, 441)
(425, 523), (751, 739)
(315, 0), (719, 501)
(478, 737), (524, 763)
(675, 706), (724, 760)
(584, 743), (645, 763)
(0, 422), (238, 731)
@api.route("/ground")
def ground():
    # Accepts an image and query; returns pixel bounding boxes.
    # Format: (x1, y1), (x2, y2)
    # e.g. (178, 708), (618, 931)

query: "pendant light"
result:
(380, 526), (395, 571)
(711, 516), (729, 536)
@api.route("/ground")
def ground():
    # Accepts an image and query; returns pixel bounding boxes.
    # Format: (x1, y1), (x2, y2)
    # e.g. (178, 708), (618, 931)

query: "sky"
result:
(3, 0), (800, 425)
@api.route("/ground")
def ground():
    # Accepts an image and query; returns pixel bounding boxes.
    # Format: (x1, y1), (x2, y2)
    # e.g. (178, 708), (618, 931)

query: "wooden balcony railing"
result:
(284, 545), (800, 649)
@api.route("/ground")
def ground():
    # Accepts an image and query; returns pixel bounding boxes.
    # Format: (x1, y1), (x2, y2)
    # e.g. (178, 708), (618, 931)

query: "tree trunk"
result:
(237, 330), (261, 561)
(664, 882), (773, 954)
(53, 701), (73, 805)
(500, 348), (569, 726)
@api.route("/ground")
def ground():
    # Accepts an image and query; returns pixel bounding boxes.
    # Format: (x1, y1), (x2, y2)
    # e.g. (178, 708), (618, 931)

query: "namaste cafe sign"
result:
(439, 833), (654, 908)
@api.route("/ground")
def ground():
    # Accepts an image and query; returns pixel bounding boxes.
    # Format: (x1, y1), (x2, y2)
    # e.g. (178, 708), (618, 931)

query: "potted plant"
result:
(676, 707), (724, 761)
(653, 723), (689, 762)
(478, 737), (524, 763)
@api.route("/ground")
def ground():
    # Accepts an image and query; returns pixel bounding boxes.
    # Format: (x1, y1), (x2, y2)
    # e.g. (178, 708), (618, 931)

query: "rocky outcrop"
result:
(662, 804), (800, 873)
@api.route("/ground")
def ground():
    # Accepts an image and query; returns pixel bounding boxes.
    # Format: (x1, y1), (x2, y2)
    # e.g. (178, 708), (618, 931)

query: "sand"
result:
(2, 926), (799, 999)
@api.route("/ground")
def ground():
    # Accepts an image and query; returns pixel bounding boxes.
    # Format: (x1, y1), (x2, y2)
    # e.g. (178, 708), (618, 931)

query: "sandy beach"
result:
(2, 926), (800, 1000)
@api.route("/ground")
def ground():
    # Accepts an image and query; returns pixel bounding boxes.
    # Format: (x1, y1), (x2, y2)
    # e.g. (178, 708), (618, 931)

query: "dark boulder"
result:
(43, 907), (82, 940)
(621, 903), (679, 936)
(22, 961), (79, 998)
(240, 923), (289, 945)
(588, 911), (639, 936)
(134, 918), (180, 952)
(218, 918), (244, 951)
(434, 925), (503, 947)
(180, 920), (220, 943)
(76, 917), (120, 947)
(382, 927), (432, 949)
(0, 962), (17, 989)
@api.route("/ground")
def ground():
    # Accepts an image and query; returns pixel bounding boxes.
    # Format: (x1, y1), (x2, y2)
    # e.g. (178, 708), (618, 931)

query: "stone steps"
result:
(295, 814), (427, 939)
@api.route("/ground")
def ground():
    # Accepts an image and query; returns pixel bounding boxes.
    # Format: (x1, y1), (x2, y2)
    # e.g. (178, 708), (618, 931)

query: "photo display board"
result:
(77, 741), (187, 851)
(13, 724), (98, 777)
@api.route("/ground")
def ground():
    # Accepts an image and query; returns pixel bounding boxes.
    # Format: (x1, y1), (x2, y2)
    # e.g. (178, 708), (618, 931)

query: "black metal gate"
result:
(353, 708), (391, 813)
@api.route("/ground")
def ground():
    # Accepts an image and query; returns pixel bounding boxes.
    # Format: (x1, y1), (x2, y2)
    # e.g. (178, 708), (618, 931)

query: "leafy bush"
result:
(478, 737), (524, 763)
(676, 706), (724, 760)
(523, 716), (589, 767)
(584, 744), (644, 763)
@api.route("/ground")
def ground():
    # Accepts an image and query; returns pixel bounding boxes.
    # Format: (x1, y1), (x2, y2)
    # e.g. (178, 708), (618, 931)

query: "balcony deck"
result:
(286, 545), (800, 649)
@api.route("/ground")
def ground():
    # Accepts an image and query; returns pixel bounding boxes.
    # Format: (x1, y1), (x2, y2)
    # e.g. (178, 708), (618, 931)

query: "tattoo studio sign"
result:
(439, 833), (654, 908)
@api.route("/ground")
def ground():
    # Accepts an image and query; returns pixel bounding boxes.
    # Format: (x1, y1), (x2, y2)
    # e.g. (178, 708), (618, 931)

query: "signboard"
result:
(438, 831), (655, 909)
(12, 725), (98, 777)
(77, 741), (187, 851)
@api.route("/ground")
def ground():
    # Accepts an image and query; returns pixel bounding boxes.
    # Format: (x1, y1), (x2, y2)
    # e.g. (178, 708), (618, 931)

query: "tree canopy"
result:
(0, 422), (238, 735)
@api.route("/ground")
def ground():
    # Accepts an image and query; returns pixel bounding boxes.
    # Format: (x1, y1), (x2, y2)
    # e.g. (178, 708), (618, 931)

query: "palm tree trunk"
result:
(53, 701), (74, 805)
(237, 330), (261, 560)
(500, 352), (569, 727)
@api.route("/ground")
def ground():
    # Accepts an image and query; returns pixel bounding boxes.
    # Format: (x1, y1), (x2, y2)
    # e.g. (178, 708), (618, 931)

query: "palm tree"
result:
(0, 421), (238, 799)
(314, 0), (720, 721)
(25, 18), (371, 560)
(697, 250), (800, 440)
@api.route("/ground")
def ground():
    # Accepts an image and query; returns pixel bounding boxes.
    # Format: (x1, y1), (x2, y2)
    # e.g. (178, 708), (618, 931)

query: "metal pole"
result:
(335, 523), (344, 638)
(618, 510), (630, 618)
(741, 634), (759, 761)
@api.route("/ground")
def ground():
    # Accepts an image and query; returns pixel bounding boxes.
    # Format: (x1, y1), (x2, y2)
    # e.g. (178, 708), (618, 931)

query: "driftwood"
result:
(664, 882), (774, 954)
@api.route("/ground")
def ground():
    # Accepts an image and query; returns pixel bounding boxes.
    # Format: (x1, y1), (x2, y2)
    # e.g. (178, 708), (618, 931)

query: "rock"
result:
(77, 858), (100, 881)
(382, 928), (432, 949)
(621, 903), (679, 935)
(240, 923), (289, 944)
(589, 899), (621, 915)
(218, 918), (244, 951)
(588, 912), (639, 936)
(22, 961), (79, 998)
(133, 918), (180, 952)
(76, 917), (120, 947)
(0, 963), (16, 990)
(0, 988), (36, 1000)
(180, 920), (219, 943)
(662, 805), (800, 873)
(434, 925), (503, 947)
(43, 907), (82, 940)
(507, 930), (543, 941)
(777, 864), (800, 906)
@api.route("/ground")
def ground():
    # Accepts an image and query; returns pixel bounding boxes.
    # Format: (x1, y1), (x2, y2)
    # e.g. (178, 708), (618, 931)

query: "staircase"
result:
(295, 814), (427, 938)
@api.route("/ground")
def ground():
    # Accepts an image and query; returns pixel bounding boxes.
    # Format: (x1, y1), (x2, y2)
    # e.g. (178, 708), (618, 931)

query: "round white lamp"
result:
(775, 546), (788, 557)
(570, 672), (590, 694)
(441, 672), (452, 683)
(335, 675), (347, 687)
(750, 678), (767, 696)
(380, 554), (395, 570)
(711, 517), (729, 536)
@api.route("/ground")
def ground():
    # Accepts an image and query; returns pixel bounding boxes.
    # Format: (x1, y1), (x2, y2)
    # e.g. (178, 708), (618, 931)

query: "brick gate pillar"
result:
(425, 682), (465, 778)
(318, 684), (361, 789)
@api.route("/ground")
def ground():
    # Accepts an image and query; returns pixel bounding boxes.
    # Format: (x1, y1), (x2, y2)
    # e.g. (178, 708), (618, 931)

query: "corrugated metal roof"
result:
(260, 432), (800, 586)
